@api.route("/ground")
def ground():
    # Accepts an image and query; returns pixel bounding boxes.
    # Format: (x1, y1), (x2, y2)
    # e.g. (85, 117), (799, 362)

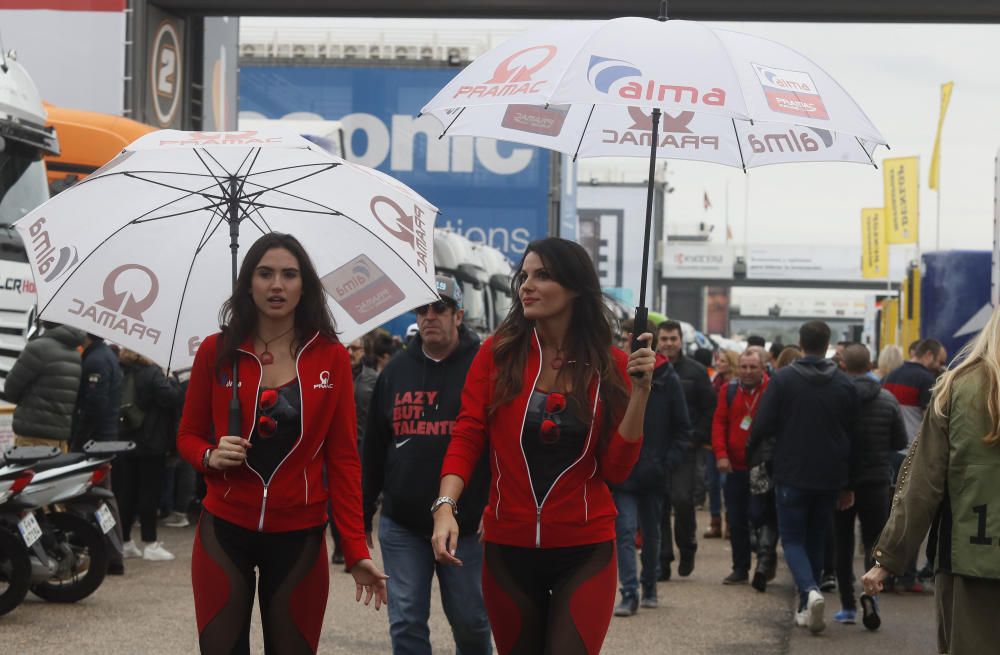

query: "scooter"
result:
(4, 440), (134, 603)
(0, 445), (60, 615)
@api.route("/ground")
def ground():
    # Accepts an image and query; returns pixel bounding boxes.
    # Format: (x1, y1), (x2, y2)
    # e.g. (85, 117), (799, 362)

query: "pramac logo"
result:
(69, 264), (162, 344)
(158, 130), (283, 147)
(453, 45), (558, 99)
(314, 370), (334, 390)
(370, 196), (430, 273)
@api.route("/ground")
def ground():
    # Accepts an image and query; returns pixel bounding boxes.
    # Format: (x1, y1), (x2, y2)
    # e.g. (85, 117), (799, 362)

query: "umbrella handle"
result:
(630, 306), (649, 378)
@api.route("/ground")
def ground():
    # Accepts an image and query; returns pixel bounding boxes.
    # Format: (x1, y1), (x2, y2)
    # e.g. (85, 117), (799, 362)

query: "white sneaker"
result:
(806, 589), (826, 634)
(163, 512), (190, 528)
(795, 608), (809, 628)
(122, 540), (142, 559)
(142, 541), (175, 561)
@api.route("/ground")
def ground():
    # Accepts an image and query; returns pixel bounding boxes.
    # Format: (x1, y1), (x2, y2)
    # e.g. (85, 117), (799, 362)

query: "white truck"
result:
(0, 50), (59, 389)
(433, 230), (513, 336)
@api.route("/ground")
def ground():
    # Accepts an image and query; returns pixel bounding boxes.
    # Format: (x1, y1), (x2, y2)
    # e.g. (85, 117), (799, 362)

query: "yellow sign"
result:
(883, 156), (919, 244)
(861, 208), (888, 278)
(929, 81), (954, 190)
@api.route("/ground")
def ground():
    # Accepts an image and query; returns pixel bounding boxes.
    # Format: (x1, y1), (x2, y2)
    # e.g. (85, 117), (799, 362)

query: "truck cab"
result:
(0, 51), (59, 389)
(472, 242), (514, 331)
(434, 229), (490, 336)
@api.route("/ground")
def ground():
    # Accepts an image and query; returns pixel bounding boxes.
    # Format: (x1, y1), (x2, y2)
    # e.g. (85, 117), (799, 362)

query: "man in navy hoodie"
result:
(748, 321), (859, 635)
(363, 276), (491, 655)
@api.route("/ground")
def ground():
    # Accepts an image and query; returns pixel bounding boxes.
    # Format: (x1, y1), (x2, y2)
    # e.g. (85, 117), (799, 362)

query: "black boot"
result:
(752, 525), (778, 592)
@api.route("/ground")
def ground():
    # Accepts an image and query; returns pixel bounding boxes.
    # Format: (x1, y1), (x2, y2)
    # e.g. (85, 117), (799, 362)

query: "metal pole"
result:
(632, 108), (661, 356)
(228, 176), (242, 436)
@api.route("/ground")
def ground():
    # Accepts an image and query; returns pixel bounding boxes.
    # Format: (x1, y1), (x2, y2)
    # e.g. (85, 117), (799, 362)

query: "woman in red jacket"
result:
(431, 237), (655, 654)
(177, 233), (387, 654)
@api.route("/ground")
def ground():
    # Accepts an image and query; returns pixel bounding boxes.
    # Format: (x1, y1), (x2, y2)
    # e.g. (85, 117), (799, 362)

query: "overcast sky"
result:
(243, 18), (1000, 253)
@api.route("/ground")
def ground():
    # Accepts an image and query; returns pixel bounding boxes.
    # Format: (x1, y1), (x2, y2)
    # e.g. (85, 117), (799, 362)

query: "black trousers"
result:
(660, 450), (698, 566)
(834, 483), (890, 610)
(113, 454), (166, 543)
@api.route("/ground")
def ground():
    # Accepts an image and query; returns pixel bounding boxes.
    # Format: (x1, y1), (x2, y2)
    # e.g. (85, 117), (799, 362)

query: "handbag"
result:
(749, 461), (774, 495)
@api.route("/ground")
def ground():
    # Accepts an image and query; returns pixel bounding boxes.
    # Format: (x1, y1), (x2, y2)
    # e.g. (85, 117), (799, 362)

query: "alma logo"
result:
(453, 45), (557, 99)
(753, 63), (829, 120)
(747, 126), (835, 154)
(69, 264), (162, 344)
(27, 217), (79, 283)
(370, 196), (430, 273)
(588, 55), (726, 107)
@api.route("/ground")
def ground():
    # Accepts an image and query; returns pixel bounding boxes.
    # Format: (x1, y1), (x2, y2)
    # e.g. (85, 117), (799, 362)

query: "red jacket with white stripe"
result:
(177, 332), (369, 569)
(441, 331), (642, 549)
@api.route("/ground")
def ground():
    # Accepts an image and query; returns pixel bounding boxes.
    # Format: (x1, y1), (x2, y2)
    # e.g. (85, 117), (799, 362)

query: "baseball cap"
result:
(434, 274), (463, 309)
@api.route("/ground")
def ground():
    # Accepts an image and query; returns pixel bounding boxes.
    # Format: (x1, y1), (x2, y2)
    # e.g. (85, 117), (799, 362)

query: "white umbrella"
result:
(14, 128), (440, 373)
(421, 10), (887, 332)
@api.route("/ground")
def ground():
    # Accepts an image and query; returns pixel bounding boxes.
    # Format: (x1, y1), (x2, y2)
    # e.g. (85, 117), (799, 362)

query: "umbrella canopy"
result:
(15, 128), (439, 371)
(421, 17), (887, 169)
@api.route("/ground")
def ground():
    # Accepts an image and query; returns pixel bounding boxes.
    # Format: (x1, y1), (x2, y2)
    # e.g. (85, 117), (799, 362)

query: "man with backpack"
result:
(712, 348), (773, 588)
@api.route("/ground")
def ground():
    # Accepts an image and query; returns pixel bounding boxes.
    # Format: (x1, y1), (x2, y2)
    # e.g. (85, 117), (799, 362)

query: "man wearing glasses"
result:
(362, 275), (492, 655)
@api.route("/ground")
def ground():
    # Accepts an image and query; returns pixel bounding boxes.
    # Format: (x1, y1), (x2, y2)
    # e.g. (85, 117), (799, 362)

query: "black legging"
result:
(112, 454), (166, 543)
(482, 540), (616, 655)
(191, 512), (329, 654)
(834, 483), (890, 610)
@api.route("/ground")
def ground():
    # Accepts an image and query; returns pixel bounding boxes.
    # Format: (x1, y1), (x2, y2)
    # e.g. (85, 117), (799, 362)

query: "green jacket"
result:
(875, 365), (1000, 580)
(5, 325), (84, 442)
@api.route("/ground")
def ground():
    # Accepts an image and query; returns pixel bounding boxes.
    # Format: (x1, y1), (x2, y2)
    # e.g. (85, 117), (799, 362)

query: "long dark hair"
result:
(216, 232), (337, 372)
(490, 238), (629, 446)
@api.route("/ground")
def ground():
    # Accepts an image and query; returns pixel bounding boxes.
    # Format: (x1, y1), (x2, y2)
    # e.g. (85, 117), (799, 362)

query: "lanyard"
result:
(742, 386), (761, 416)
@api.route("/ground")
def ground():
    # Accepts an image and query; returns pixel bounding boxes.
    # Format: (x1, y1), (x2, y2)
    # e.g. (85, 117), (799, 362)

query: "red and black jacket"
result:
(177, 332), (370, 569)
(441, 330), (642, 549)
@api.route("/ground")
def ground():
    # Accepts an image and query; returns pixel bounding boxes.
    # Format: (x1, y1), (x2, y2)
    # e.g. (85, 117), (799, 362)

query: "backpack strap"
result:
(727, 379), (739, 407)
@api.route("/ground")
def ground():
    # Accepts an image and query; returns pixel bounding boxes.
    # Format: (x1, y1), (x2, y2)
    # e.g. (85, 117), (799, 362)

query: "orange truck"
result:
(43, 106), (154, 194)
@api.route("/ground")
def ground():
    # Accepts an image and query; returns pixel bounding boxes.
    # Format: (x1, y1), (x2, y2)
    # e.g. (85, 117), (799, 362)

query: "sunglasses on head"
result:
(416, 300), (454, 315)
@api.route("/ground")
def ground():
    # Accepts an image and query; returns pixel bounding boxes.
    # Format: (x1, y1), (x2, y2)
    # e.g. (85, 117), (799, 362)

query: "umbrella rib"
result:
(165, 211), (228, 372)
(199, 147), (236, 181)
(192, 149), (234, 199)
(240, 162), (341, 179)
(244, 202), (342, 217)
(123, 172), (228, 203)
(233, 150), (265, 225)
(247, 202), (275, 233)
(130, 202), (228, 225)
(240, 164), (340, 202)
(438, 107), (466, 139)
(572, 105), (596, 163)
(856, 137), (878, 169)
(732, 119), (748, 174)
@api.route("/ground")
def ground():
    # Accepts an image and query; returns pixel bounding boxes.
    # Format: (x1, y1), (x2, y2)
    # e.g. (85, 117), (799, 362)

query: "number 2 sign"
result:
(150, 20), (182, 127)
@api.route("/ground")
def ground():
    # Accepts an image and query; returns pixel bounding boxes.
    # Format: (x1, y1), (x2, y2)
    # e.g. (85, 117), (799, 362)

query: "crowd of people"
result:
(4, 232), (998, 654)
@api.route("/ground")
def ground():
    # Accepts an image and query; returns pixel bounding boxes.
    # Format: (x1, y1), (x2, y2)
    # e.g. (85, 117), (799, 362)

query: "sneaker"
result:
(614, 595), (638, 617)
(640, 594), (658, 609)
(678, 552), (695, 577)
(917, 564), (934, 581)
(795, 608), (809, 628)
(142, 541), (176, 561)
(860, 593), (881, 631)
(723, 571), (749, 585)
(834, 609), (857, 624)
(163, 511), (190, 528)
(819, 573), (837, 592)
(806, 589), (826, 633)
(122, 540), (142, 559)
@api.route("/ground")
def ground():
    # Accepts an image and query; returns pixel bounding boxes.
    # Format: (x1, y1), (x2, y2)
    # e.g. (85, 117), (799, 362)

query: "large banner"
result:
(747, 245), (914, 282)
(861, 207), (888, 279)
(883, 156), (919, 245)
(239, 66), (551, 258)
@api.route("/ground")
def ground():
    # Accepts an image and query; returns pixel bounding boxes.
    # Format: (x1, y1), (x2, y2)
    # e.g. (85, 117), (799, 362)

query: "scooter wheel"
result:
(0, 527), (32, 615)
(31, 511), (108, 603)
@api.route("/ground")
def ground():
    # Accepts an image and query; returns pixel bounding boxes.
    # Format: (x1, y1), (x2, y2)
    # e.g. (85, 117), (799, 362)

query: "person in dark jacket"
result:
(71, 333), (127, 574)
(832, 344), (906, 625)
(113, 348), (182, 562)
(612, 320), (692, 616)
(747, 321), (859, 634)
(5, 322), (84, 451)
(72, 333), (123, 447)
(362, 275), (491, 655)
(656, 320), (716, 579)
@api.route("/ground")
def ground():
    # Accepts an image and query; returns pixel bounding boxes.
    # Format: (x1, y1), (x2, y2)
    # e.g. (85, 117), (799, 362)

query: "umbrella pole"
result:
(228, 176), (242, 436)
(631, 108), (661, 359)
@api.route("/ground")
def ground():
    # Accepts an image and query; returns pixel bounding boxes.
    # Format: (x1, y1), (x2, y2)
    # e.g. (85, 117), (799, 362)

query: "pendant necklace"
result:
(257, 326), (294, 365)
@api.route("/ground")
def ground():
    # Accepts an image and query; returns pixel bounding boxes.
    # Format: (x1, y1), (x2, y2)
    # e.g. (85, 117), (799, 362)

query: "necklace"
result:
(257, 326), (294, 365)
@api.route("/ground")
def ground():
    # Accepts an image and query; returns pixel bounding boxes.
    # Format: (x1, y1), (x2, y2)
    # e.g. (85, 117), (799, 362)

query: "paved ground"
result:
(3, 508), (936, 654)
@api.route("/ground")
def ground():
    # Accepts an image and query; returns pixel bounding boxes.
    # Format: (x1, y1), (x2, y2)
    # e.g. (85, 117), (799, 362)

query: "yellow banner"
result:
(883, 156), (919, 244)
(861, 208), (888, 279)
(929, 81), (954, 190)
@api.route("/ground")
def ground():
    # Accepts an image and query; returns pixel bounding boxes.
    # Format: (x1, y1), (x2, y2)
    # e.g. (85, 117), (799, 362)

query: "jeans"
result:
(379, 514), (492, 655)
(834, 484), (890, 610)
(775, 484), (839, 609)
(660, 450), (698, 567)
(613, 490), (664, 598)
(723, 471), (752, 574)
(703, 448), (724, 518)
